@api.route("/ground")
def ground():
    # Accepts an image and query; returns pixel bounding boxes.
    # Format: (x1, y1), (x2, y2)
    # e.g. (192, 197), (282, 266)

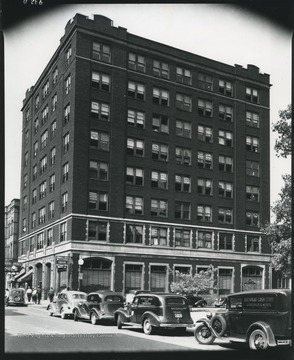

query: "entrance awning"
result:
(12, 269), (26, 281)
(17, 269), (33, 283)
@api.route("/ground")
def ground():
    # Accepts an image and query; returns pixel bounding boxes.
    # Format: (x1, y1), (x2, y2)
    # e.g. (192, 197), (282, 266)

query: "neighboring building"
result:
(18, 14), (273, 299)
(5, 199), (22, 288)
(5, 199), (20, 262)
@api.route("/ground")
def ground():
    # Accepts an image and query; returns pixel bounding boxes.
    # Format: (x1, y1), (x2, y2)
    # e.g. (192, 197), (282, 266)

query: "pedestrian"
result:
(37, 286), (42, 304)
(26, 286), (32, 302)
(5, 288), (10, 306)
(47, 287), (54, 302)
(32, 288), (37, 304)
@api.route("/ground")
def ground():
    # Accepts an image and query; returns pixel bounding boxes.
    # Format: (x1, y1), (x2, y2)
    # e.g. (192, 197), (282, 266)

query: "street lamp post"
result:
(78, 258), (84, 291)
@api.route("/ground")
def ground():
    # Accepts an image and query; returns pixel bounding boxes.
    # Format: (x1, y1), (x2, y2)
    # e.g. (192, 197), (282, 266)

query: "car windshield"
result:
(71, 294), (86, 299)
(105, 296), (123, 302)
(166, 297), (186, 306)
(11, 289), (24, 294)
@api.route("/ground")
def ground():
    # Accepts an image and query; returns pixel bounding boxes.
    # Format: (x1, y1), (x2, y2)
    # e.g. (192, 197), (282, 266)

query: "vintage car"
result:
(185, 295), (207, 308)
(194, 289), (292, 350)
(212, 296), (228, 307)
(114, 292), (194, 335)
(48, 290), (87, 319)
(125, 289), (152, 304)
(6, 288), (26, 306)
(73, 291), (124, 325)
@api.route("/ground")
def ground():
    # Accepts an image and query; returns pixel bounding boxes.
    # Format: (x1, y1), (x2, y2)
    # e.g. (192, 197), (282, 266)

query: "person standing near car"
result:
(48, 287), (54, 302)
(32, 288), (37, 304)
(5, 288), (10, 306)
(36, 286), (42, 304)
(26, 286), (32, 302)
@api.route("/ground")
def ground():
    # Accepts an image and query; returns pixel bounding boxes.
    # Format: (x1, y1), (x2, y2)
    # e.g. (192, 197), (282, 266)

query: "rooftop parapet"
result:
(234, 64), (270, 84)
(60, 13), (127, 45)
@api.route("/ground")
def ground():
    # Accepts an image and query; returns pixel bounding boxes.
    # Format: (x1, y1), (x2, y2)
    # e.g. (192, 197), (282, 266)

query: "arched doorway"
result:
(242, 266), (263, 291)
(44, 263), (51, 298)
(81, 257), (112, 293)
(35, 263), (43, 288)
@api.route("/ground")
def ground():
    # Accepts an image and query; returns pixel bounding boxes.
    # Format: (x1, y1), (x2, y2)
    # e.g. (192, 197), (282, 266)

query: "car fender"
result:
(246, 321), (276, 347)
(114, 309), (131, 323)
(49, 302), (58, 313)
(90, 308), (102, 318)
(72, 306), (81, 317)
(141, 311), (161, 327)
(195, 318), (218, 337)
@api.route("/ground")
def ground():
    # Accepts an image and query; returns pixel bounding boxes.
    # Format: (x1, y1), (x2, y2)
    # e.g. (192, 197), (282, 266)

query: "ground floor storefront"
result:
(17, 241), (273, 301)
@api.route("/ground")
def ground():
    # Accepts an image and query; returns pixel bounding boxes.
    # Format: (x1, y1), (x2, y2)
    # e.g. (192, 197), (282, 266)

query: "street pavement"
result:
(5, 303), (232, 354)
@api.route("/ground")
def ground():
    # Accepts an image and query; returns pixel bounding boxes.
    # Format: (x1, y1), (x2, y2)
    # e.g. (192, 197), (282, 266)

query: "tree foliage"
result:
(262, 105), (292, 278)
(170, 265), (217, 295)
(262, 174), (292, 277)
(272, 104), (292, 158)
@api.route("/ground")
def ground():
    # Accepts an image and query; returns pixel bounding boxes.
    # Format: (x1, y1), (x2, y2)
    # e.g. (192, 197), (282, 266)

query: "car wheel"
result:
(143, 318), (154, 335)
(211, 314), (227, 336)
(117, 315), (123, 329)
(194, 323), (216, 345)
(249, 329), (269, 350)
(60, 308), (67, 319)
(73, 310), (79, 322)
(91, 313), (98, 325)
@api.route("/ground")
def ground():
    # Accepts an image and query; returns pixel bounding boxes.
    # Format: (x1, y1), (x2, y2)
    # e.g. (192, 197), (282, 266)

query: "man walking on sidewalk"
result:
(48, 287), (54, 302)
(26, 286), (32, 302)
(37, 286), (42, 304)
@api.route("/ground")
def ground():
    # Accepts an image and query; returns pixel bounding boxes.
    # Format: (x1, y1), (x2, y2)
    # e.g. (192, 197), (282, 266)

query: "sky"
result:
(4, 3), (292, 211)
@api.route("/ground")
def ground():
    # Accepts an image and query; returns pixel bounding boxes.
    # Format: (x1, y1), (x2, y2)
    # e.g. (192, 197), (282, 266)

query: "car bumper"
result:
(277, 339), (292, 346)
(159, 323), (194, 328)
(100, 314), (115, 321)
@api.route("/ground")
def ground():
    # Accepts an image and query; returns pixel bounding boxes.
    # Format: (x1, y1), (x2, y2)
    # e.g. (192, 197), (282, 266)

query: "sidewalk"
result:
(27, 299), (50, 309)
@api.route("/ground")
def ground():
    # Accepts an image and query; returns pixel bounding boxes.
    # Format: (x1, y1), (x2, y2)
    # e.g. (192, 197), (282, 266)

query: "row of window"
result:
(21, 188), (259, 234)
(24, 49), (261, 132)
(91, 221), (261, 253)
(21, 191), (68, 233)
(24, 102), (70, 151)
(25, 45), (71, 121)
(88, 191), (260, 226)
(92, 42), (261, 104)
(23, 131), (260, 188)
(19, 218), (261, 254)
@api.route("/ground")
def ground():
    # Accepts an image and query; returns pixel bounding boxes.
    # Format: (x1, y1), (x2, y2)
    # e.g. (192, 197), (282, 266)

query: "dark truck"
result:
(194, 289), (292, 350)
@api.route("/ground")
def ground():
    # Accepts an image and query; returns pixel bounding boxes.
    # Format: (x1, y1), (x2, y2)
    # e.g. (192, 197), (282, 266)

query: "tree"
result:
(170, 265), (217, 295)
(262, 105), (292, 278)
(272, 104), (292, 158)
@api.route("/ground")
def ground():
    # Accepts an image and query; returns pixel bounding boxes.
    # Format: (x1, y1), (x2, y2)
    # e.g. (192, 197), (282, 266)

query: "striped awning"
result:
(17, 269), (33, 283)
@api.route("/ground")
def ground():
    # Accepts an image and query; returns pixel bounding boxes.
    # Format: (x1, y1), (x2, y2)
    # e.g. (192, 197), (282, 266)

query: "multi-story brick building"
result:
(5, 199), (21, 288)
(18, 14), (272, 299)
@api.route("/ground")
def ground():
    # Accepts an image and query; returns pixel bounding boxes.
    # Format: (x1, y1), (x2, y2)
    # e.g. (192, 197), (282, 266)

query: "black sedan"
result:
(73, 291), (124, 325)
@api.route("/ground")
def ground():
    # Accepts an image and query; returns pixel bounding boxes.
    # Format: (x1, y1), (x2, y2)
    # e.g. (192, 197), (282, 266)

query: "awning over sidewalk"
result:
(12, 269), (26, 281)
(17, 269), (33, 283)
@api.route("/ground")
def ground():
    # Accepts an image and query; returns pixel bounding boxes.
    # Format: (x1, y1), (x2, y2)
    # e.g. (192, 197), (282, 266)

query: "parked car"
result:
(212, 296), (228, 307)
(114, 292), (194, 335)
(47, 291), (87, 319)
(194, 289), (292, 350)
(185, 295), (207, 308)
(6, 288), (26, 306)
(125, 290), (152, 304)
(73, 291), (124, 325)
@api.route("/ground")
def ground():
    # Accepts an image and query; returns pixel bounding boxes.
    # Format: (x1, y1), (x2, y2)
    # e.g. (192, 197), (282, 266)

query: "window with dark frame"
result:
(92, 42), (111, 63)
(151, 170), (168, 189)
(128, 53), (146, 72)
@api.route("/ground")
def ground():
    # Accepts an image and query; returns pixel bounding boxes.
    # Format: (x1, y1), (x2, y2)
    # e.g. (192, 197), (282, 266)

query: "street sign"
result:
(57, 264), (67, 272)
(56, 256), (68, 265)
